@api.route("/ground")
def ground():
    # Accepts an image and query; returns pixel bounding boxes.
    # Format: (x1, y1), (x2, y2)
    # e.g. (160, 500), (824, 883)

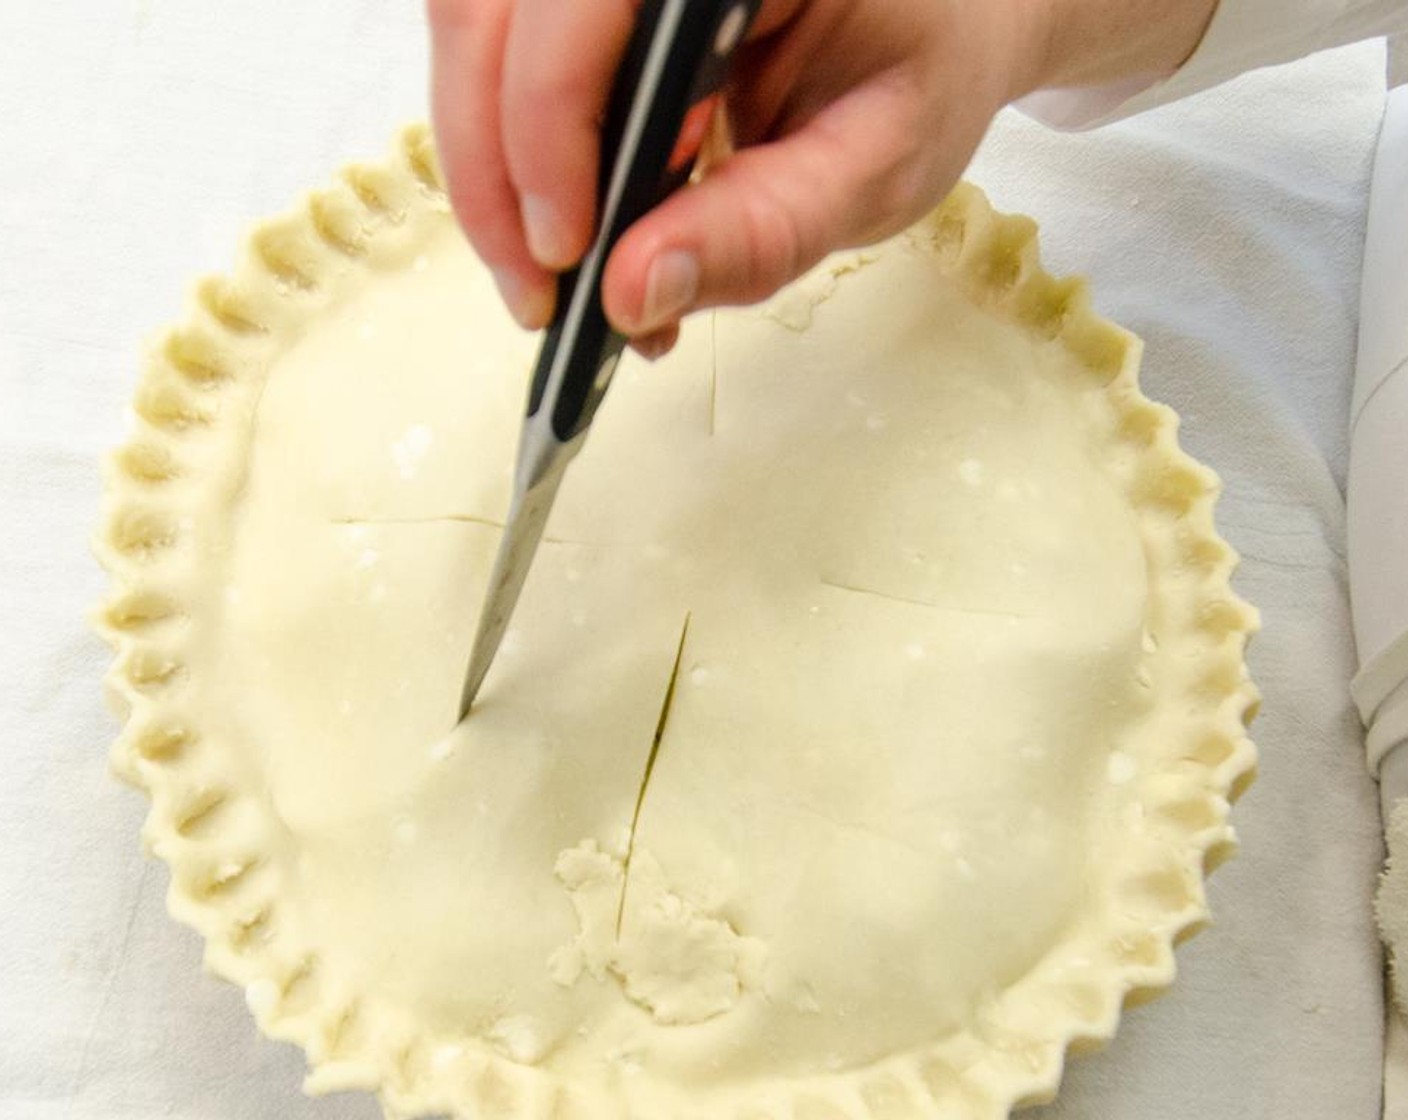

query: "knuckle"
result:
(734, 189), (806, 302)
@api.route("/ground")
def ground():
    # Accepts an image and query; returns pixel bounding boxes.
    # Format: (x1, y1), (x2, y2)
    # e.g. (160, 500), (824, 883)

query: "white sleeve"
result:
(1021, 0), (1408, 129)
(1351, 87), (1408, 791)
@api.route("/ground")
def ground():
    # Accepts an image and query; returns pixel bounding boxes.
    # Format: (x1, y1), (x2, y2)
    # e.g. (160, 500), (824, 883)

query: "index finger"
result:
(499, 0), (638, 271)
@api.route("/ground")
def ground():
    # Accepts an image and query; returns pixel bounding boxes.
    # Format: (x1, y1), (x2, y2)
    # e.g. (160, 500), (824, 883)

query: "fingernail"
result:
(521, 194), (573, 268)
(492, 268), (553, 330)
(640, 250), (699, 331)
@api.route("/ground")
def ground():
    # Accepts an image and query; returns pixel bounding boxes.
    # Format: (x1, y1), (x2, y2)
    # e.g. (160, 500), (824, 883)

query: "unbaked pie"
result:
(98, 126), (1258, 1119)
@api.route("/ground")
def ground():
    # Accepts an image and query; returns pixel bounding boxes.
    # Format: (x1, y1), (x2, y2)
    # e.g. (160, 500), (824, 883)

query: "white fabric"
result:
(1389, 1011), (1408, 1120)
(1024, 0), (1408, 127)
(1351, 86), (1408, 780)
(1368, 659), (1408, 776)
(1363, 87), (1408, 1120)
(0, 4), (1390, 1119)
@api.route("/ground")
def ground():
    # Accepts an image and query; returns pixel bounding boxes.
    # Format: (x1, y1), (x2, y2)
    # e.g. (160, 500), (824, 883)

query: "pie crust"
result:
(97, 125), (1259, 1119)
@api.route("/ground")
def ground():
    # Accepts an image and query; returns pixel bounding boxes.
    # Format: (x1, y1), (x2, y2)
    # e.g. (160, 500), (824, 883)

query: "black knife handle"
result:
(525, 0), (760, 442)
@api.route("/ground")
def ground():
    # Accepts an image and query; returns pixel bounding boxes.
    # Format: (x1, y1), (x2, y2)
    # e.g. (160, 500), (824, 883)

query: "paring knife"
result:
(459, 0), (761, 720)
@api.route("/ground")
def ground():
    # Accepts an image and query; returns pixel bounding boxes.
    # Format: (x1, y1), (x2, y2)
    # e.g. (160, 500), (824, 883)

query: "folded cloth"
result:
(1352, 85), (1408, 798)
(1360, 90), (1408, 1090)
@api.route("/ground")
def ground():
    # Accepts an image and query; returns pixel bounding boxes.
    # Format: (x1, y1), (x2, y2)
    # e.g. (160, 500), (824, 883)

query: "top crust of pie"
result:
(97, 126), (1258, 1120)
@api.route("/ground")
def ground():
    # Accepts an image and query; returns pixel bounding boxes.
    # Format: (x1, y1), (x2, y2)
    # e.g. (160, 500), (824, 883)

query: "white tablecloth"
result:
(0, 3), (1392, 1117)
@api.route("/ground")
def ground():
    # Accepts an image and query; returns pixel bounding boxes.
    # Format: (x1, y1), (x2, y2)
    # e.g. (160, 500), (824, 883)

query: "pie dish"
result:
(97, 125), (1259, 1119)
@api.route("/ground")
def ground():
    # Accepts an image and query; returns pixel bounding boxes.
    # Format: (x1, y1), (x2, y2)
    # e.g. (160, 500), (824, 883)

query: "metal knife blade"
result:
(458, 416), (582, 721)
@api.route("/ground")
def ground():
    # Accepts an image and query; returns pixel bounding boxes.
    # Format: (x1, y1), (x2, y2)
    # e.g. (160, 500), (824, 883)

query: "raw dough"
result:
(98, 127), (1258, 1119)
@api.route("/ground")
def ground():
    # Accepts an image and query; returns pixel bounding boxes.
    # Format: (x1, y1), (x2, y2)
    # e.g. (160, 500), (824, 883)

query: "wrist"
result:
(999, 0), (1218, 101)
(996, 0), (1062, 103)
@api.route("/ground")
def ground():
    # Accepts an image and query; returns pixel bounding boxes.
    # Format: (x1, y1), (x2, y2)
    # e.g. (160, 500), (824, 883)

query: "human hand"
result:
(428, 0), (1216, 356)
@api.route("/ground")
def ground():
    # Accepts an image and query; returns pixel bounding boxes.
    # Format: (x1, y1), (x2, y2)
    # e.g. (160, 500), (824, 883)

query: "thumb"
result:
(601, 84), (933, 335)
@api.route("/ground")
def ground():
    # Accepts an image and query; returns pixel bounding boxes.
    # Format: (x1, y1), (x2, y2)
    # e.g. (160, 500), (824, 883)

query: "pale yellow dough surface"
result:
(99, 131), (1258, 1120)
